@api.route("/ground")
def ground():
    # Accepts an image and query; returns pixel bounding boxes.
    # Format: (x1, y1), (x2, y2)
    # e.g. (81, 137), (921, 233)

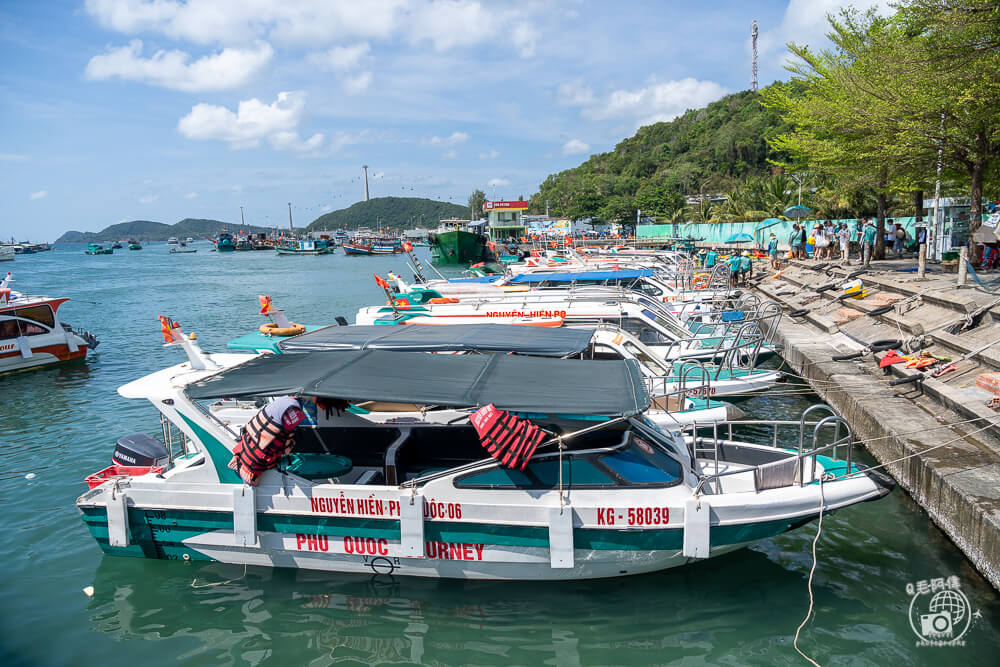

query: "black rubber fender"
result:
(788, 308), (810, 318)
(870, 339), (901, 352)
(868, 305), (894, 316)
(832, 351), (865, 361)
(811, 262), (829, 271)
(890, 374), (924, 387)
(847, 269), (865, 279)
(815, 283), (837, 293)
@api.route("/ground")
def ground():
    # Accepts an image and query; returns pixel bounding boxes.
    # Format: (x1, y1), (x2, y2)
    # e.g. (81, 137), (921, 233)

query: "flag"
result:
(158, 315), (177, 343)
(470, 404), (546, 470)
(402, 242), (413, 252)
(374, 273), (390, 290)
(258, 295), (273, 315)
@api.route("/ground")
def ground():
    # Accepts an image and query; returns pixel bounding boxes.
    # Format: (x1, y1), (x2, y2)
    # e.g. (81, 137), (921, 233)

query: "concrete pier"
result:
(754, 258), (1000, 589)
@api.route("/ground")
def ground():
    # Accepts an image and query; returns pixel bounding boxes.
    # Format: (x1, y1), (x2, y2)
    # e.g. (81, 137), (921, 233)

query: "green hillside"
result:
(532, 87), (792, 217)
(307, 197), (468, 231)
(56, 218), (270, 243)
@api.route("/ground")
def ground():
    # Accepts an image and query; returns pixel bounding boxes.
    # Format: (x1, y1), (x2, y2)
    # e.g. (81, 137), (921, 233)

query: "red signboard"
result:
(483, 200), (529, 211)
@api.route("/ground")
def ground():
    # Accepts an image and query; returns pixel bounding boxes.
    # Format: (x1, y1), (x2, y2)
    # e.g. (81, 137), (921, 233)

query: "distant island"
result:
(55, 218), (271, 244)
(56, 198), (470, 243)
(306, 197), (469, 232)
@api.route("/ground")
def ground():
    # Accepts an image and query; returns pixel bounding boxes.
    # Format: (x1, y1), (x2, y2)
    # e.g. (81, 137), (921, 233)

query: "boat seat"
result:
(650, 395), (687, 412)
(281, 453), (352, 480)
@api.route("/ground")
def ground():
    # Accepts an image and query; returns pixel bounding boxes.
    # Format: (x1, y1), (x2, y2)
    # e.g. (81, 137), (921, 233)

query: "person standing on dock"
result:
(740, 251), (752, 285)
(704, 248), (718, 270)
(767, 234), (779, 270)
(862, 218), (877, 267)
(789, 224), (803, 259)
(838, 222), (850, 264)
(728, 252), (741, 287)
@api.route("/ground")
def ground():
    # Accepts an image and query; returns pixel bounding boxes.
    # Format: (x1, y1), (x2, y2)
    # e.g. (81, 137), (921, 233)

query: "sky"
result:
(0, 0), (880, 240)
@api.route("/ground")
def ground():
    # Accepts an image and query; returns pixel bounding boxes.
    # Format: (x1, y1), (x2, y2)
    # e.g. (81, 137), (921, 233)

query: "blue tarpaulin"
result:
(510, 269), (654, 284)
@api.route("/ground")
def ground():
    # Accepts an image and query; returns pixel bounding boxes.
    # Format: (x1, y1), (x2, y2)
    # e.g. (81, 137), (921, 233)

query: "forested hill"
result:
(532, 87), (792, 216)
(56, 218), (269, 243)
(307, 197), (468, 231)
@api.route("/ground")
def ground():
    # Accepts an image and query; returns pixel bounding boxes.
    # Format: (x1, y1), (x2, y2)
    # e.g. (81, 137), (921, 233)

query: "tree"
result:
(634, 182), (684, 219)
(567, 190), (605, 222)
(467, 189), (486, 219)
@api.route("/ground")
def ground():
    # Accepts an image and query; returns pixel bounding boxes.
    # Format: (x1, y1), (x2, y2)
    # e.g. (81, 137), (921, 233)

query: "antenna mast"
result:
(751, 20), (759, 93)
(362, 165), (370, 202)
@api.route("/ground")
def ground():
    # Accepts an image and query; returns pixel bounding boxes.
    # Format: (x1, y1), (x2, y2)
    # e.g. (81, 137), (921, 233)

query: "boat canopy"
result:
(277, 324), (595, 356)
(509, 268), (654, 284)
(445, 276), (499, 284)
(186, 349), (650, 416)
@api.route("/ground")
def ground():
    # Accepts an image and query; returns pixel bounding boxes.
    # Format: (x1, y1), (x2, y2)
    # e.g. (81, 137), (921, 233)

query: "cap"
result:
(742, 251), (749, 256)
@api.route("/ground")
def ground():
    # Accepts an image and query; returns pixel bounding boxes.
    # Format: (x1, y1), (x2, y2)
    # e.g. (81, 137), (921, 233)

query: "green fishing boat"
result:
(85, 243), (113, 255)
(430, 219), (484, 264)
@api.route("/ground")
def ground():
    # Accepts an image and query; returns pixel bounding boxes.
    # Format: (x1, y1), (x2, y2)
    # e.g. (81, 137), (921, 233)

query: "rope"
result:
(792, 473), (829, 667)
(191, 562), (248, 589)
(832, 414), (1000, 482)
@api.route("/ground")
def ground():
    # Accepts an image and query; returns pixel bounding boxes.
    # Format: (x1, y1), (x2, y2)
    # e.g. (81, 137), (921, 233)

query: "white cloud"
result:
(428, 131), (469, 146)
(556, 80), (595, 106)
(138, 194), (158, 204)
(0, 153), (28, 161)
(343, 71), (373, 95)
(442, 149), (458, 160)
(487, 177), (510, 187)
(84, 39), (273, 92)
(583, 78), (729, 127)
(307, 42), (370, 71)
(177, 90), (324, 152)
(479, 149), (499, 160)
(232, 185), (244, 193)
(320, 204), (332, 211)
(562, 138), (590, 155)
(184, 191), (198, 199)
(29, 190), (47, 200)
(511, 23), (538, 58)
(758, 0), (886, 74)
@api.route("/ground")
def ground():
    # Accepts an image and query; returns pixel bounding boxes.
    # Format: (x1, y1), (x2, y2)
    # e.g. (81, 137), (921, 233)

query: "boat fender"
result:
(788, 308), (810, 318)
(683, 497), (711, 559)
(870, 339), (901, 352)
(335, 316), (348, 326)
(868, 305), (894, 316)
(228, 398), (307, 485)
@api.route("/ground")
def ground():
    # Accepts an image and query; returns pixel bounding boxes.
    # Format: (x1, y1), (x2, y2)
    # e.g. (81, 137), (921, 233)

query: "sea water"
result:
(0, 244), (997, 666)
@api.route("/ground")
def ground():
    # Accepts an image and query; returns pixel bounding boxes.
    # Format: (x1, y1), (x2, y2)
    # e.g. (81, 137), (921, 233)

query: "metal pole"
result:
(957, 246), (968, 287)
(287, 202), (293, 233)
(240, 206), (245, 226)
(932, 113), (944, 261)
(918, 241), (926, 279)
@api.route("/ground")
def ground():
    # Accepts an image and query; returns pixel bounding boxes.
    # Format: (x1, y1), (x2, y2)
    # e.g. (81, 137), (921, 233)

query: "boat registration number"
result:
(596, 507), (670, 526)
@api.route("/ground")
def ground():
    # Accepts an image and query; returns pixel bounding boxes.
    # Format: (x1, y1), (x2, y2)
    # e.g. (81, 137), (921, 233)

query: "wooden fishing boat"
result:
(76, 330), (892, 580)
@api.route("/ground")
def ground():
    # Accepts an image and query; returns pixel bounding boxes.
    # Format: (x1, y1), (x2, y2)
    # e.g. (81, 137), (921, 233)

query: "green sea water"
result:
(0, 243), (997, 666)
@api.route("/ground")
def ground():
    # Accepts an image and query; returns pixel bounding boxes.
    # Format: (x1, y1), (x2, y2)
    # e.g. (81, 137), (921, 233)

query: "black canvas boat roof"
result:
(186, 349), (649, 416)
(277, 323), (595, 357)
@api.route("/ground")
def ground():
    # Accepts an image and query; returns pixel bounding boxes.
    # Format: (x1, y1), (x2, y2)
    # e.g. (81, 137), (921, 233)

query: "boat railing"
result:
(684, 404), (856, 495)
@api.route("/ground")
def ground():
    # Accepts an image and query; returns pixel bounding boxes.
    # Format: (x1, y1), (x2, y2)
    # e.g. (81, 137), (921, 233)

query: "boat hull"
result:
(431, 230), (483, 264)
(0, 342), (88, 375)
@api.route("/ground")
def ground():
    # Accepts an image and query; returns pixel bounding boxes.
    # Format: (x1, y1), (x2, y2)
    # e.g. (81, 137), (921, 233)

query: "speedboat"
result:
(85, 243), (113, 255)
(0, 246), (14, 262)
(0, 273), (99, 375)
(76, 329), (892, 580)
(167, 237), (179, 246)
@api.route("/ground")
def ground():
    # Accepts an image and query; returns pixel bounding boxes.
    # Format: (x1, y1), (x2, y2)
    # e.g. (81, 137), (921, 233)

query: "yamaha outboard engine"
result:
(113, 433), (169, 467)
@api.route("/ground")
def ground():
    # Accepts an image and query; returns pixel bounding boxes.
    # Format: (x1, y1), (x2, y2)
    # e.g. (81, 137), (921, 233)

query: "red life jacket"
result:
(228, 404), (305, 485)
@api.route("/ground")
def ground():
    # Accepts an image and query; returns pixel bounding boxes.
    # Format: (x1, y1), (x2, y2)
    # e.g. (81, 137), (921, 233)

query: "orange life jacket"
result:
(228, 404), (305, 485)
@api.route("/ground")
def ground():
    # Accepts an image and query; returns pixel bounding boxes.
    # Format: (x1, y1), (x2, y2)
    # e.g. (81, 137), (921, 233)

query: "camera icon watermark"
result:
(907, 575), (979, 647)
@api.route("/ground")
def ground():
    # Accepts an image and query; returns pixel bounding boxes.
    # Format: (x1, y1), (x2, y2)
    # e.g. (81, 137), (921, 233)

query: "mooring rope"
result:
(792, 473), (830, 667)
(191, 562), (248, 589)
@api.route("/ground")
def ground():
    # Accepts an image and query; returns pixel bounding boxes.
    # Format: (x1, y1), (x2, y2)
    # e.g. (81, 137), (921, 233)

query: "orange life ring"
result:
(259, 322), (306, 337)
(693, 273), (711, 289)
(428, 297), (459, 303)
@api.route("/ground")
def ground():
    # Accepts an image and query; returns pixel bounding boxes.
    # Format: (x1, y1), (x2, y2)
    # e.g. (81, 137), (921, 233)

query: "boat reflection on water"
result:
(85, 549), (870, 664)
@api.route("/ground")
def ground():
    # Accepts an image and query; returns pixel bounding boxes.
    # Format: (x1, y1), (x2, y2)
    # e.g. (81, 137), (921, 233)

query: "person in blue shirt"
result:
(861, 218), (877, 267)
(728, 252), (742, 287)
(740, 251), (752, 284)
(767, 234), (779, 270)
(704, 248), (718, 269)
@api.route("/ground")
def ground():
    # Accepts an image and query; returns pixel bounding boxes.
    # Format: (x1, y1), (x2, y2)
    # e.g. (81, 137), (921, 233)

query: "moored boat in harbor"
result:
(85, 243), (113, 255)
(75, 326), (892, 580)
(0, 273), (99, 375)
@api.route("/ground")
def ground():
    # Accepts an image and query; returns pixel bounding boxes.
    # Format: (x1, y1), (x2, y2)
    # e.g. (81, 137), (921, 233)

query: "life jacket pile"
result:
(470, 403), (546, 471)
(229, 402), (306, 485)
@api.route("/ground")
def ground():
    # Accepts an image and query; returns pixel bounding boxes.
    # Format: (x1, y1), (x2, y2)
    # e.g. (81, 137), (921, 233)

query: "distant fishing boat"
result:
(0, 247), (14, 262)
(85, 243), (113, 255)
(167, 237), (179, 246)
(216, 232), (236, 252)
(111, 241), (123, 249)
(275, 239), (331, 255)
(185, 237), (194, 243)
(128, 240), (142, 250)
(170, 242), (197, 254)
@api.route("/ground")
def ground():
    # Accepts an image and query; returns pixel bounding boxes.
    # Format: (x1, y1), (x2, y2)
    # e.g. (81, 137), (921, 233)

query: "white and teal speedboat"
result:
(77, 330), (892, 580)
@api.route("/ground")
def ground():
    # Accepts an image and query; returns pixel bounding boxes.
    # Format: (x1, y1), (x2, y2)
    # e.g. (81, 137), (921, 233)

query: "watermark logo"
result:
(907, 575), (979, 647)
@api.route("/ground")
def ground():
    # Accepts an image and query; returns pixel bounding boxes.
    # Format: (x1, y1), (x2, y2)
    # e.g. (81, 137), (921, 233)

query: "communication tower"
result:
(751, 20), (759, 93)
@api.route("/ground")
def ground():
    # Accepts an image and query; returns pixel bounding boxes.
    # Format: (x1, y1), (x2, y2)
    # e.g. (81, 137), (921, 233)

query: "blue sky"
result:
(0, 0), (879, 240)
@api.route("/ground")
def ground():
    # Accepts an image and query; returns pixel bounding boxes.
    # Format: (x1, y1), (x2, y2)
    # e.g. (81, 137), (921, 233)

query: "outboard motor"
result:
(113, 433), (169, 468)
